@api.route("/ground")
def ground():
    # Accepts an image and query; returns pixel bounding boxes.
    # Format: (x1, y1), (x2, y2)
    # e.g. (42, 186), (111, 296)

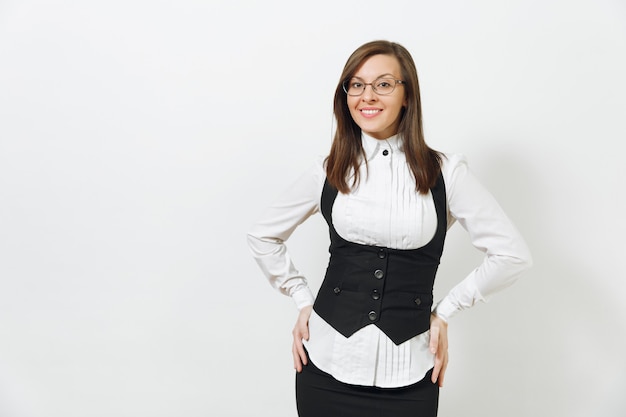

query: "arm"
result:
(429, 154), (533, 385)
(433, 153), (533, 321)
(246, 157), (326, 310)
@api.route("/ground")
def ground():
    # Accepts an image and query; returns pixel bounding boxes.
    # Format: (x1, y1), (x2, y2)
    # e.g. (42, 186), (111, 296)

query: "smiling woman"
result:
(247, 40), (532, 417)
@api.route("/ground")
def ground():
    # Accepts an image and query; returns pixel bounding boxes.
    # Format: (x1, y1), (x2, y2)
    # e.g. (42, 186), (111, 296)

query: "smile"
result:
(360, 109), (382, 116)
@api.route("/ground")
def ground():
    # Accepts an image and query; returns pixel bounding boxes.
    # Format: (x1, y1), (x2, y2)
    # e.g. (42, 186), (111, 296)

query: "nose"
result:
(362, 84), (377, 101)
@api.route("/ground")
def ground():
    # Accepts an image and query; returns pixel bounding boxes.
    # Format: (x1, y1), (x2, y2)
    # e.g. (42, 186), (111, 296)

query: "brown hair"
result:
(325, 40), (442, 194)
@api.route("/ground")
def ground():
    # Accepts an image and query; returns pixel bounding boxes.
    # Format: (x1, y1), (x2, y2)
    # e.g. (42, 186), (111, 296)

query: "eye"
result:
(376, 80), (392, 88)
(351, 81), (364, 88)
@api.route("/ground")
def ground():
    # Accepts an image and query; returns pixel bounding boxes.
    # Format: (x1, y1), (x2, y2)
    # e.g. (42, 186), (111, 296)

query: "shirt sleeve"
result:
(246, 157), (326, 310)
(433, 153), (533, 322)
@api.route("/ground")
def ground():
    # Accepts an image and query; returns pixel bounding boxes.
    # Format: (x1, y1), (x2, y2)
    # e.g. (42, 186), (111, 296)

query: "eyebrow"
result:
(351, 73), (397, 80)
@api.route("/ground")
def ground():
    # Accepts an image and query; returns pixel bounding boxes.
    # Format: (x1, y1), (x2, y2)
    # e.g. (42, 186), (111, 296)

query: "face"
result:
(347, 54), (406, 140)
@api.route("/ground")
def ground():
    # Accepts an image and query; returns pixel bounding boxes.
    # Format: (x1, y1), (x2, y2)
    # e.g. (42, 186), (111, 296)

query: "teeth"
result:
(361, 109), (380, 115)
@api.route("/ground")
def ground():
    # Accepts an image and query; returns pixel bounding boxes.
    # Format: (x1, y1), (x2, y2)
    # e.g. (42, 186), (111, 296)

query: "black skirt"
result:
(295, 357), (439, 417)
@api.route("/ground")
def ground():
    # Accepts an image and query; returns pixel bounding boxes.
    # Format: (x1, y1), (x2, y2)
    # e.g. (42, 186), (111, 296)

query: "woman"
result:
(247, 40), (532, 417)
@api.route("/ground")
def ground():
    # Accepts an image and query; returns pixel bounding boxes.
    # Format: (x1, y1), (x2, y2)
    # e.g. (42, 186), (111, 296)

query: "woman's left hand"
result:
(429, 314), (449, 387)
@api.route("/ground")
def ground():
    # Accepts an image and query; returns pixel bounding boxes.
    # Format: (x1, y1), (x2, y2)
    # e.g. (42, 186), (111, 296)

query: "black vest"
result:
(313, 173), (447, 345)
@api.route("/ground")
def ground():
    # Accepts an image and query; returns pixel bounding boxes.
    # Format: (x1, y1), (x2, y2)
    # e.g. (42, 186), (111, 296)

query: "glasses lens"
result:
(374, 78), (396, 95)
(344, 79), (364, 96)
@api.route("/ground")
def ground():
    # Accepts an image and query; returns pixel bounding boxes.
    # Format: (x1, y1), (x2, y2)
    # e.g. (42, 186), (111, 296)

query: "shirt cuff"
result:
(432, 297), (458, 323)
(291, 286), (315, 310)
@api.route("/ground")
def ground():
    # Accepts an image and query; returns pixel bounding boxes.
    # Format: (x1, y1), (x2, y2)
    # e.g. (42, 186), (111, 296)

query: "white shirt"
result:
(247, 133), (532, 388)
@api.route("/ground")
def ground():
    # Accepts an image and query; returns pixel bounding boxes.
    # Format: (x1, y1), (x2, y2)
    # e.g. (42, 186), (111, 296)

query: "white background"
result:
(1, 0), (625, 416)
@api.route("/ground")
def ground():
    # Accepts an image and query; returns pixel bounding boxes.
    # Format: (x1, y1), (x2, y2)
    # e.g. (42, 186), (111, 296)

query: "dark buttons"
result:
(333, 287), (341, 294)
(368, 311), (377, 321)
(377, 249), (386, 259)
(414, 297), (422, 306)
(382, 149), (389, 156)
(371, 290), (380, 300)
(374, 269), (384, 279)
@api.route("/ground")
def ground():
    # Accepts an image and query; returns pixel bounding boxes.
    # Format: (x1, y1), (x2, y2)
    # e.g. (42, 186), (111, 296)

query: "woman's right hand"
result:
(292, 305), (313, 372)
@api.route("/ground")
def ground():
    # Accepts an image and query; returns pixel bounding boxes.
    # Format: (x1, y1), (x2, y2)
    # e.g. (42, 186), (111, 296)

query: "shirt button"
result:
(368, 311), (377, 321)
(382, 149), (389, 156)
(374, 269), (384, 279)
(371, 290), (380, 300)
(377, 249), (386, 259)
(333, 287), (341, 294)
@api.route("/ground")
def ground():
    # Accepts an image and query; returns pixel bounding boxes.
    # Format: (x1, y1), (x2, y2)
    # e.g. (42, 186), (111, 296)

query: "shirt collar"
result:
(361, 132), (403, 161)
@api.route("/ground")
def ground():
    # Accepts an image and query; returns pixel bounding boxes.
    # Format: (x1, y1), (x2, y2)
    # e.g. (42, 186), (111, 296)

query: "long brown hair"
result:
(326, 40), (442, 195)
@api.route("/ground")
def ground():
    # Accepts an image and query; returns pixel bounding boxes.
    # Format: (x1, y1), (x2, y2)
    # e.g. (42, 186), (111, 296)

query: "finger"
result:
(429, 325), (439, 354)
(292, 329), (308, 372)
(438, 359), (447, 387)
(292, 333), (309, 371)
(295, 319), (310, 360)
(292, 341), (303, 373)
(297, 337), (308, 367)
(432, 349), (448, 386)
(437, 351), (449, 387)
(431, 353), (441, 384)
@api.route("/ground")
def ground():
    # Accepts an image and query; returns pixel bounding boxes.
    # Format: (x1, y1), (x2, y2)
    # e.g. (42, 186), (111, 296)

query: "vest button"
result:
(368, 311), (377, 321)
(371, 290), (380, 300)
(374, 269), (384, 279)
(333, 287), (341, 294)
(377, 249), (386, 259)
(414, 297), (421, 305)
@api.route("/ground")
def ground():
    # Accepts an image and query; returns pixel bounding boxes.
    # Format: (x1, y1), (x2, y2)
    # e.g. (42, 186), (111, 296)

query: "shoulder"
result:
(290, 154), (327, 178)
(309, 154), (328, 184)
(290, 154), (328, 197)
(439, 152), (483, 204)
(440, 152), (469, 186)
(314, 154), (328, 173)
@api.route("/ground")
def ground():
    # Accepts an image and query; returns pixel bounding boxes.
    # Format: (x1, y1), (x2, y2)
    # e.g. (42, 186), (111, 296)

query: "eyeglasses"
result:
(342, 77), (405, 96)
